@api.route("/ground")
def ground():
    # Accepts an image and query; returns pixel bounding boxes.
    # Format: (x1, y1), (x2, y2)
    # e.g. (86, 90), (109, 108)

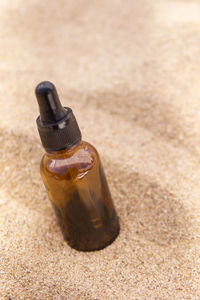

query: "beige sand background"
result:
(0, 0), (200, 299)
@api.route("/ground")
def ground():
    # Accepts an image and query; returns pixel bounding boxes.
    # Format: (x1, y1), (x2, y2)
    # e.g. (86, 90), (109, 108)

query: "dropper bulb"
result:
(35, 81), (67, 124)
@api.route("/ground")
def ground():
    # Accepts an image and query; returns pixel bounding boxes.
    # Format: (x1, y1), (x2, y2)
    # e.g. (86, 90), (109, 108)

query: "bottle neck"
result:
(45, 139), (82, 155)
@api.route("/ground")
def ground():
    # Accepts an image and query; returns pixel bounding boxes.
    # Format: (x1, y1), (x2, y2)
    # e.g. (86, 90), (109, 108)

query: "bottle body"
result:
(40, 141), (119, 251)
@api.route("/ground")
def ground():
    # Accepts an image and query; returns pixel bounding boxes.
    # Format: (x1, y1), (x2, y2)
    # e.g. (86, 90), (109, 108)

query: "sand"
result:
(0, 0), (200, 299)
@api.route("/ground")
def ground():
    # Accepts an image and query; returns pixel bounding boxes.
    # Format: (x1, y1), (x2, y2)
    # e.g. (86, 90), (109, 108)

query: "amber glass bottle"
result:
(35, 81), (119, 251)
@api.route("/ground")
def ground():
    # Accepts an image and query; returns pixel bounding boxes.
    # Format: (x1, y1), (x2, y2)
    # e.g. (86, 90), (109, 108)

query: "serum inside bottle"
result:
(35, 81), (120, 251)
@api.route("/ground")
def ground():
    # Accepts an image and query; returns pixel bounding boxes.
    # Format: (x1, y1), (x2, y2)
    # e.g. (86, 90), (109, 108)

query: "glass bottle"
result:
(35, 81), (119, 251)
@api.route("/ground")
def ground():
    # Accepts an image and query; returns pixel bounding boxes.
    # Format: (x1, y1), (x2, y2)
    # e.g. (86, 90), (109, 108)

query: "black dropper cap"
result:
(35, 81), (82, 152)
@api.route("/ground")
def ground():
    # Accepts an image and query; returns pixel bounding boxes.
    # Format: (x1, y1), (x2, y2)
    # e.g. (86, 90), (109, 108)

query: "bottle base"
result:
(64, 222), (120, 252)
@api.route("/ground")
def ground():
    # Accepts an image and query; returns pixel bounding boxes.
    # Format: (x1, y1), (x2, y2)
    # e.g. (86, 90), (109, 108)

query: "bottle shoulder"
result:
(41, 141), (99, 179)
